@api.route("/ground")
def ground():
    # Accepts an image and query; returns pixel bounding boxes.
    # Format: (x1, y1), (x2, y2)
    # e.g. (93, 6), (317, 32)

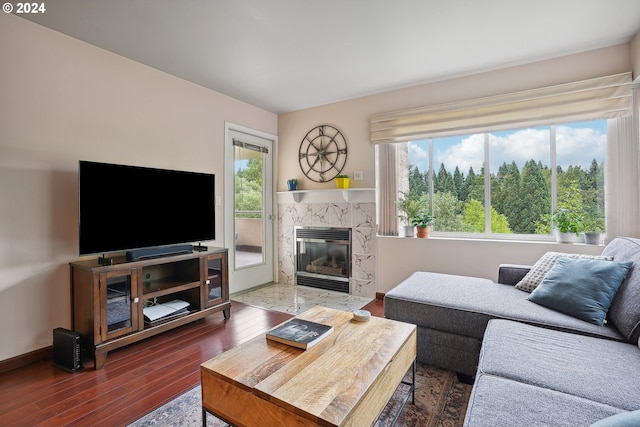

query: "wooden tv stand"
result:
(70, 247), (229, 369)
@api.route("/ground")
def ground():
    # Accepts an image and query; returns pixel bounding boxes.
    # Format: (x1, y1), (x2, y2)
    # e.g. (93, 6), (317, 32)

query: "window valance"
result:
(370, 72), (633, 144)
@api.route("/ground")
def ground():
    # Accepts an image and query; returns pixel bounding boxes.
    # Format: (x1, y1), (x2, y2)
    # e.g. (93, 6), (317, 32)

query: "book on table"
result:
(266, 317), (334, 350)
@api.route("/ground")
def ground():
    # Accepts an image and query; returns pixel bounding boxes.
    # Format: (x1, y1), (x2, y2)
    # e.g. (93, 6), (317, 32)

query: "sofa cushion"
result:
(384, 272), (624, 341)
(464, 373), (624, 427)
(515, 251), (613, 292)
(478, 319), (640, 411)
(527, 257), (632, 325)
(602, 237), (640, 343)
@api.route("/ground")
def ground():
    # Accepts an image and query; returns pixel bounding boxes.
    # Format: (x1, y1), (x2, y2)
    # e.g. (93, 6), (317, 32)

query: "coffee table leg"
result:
(399, 359), (416, 406)
(384, 359), (417, 427)
(411, 359), (416, 405)
(202, 407), (206, 427)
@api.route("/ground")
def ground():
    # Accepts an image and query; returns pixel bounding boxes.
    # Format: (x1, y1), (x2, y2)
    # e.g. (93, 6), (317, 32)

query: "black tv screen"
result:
(79, 161), (215, 255)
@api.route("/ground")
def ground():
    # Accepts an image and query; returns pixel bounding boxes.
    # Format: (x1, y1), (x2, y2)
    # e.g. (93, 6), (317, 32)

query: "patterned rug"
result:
(129, 363), (472, 427)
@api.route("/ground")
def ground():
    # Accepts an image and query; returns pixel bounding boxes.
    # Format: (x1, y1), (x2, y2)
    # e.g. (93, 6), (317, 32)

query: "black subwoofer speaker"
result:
(52, 327), (82, 373)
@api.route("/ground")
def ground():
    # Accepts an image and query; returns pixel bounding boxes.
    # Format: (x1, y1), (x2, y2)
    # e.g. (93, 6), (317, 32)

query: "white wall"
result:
(278, 42), (637, 294)
(0, 14), (277, 362)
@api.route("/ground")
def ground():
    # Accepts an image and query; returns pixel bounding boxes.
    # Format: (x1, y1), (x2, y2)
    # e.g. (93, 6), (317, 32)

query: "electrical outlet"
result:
(354, 171), (364, 181)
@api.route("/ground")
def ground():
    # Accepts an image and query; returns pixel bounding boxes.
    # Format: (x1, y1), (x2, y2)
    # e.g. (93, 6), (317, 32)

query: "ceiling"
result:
(18, 0), (640, 113)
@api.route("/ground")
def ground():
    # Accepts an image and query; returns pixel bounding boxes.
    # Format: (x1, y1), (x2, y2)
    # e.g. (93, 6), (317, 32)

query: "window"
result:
(390, 119), (607, 238)
(372, 73), (634, 239)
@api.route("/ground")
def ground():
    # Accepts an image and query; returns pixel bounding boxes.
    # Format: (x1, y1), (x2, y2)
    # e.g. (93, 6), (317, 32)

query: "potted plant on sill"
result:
(582, 216), (604, 245)
(552, 208), (583, 243)
(335, 174), (350, 189)
(411, 211), (435, 238)
(396, 191), (420, 237)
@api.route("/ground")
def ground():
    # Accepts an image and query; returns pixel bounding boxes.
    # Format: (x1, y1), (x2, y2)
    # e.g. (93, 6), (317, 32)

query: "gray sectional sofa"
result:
(384, 236), (640, 426)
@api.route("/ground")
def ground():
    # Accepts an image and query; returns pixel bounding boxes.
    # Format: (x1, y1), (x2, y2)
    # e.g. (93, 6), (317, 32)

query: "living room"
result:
(1, 1), (640, 417)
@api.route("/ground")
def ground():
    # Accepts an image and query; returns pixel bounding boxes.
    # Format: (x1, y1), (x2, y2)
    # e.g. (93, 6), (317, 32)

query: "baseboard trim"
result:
(0, 346), (52, 375)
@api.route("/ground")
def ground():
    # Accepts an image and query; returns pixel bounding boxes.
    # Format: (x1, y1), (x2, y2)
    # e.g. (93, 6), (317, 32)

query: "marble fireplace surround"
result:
(277, 189), (376, 298)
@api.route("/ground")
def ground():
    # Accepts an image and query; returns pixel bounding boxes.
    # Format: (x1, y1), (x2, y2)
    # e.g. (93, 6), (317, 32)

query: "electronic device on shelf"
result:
(78, 160), (215, 263)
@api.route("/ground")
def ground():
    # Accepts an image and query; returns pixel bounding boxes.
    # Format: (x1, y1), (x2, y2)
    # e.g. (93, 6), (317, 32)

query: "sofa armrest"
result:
(498, 264), (531, 286)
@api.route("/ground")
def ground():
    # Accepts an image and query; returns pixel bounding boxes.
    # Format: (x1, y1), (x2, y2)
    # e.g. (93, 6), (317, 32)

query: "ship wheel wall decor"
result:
(298, 125), (348, 183)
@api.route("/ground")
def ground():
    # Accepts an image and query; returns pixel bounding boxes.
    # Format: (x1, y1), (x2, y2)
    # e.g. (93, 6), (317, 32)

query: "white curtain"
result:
(606, 82), (640, 240)
(371, 73), (633, 144)
(377, 143), (398, 236)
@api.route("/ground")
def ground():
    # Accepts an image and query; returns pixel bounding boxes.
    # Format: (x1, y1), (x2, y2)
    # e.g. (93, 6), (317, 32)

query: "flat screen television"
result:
(79, 160), (215, 256)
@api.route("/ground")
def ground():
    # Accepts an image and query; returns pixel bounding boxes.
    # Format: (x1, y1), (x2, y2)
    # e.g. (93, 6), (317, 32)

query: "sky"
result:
(408, 120), (607, 175)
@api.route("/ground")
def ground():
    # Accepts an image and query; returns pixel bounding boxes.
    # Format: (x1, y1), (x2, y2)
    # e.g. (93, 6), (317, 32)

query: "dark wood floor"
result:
(0, 299), (384, 427)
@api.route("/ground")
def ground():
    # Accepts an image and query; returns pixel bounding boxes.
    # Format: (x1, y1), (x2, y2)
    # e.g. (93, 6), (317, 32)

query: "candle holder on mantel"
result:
(287, 179), (298, 191)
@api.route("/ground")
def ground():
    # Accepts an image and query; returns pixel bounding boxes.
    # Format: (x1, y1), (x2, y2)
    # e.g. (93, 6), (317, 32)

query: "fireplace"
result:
(295, 226), (351, 293)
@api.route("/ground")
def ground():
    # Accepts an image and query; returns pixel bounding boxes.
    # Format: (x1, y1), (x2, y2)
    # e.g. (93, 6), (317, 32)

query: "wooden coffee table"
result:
(200, 305), (417, 427)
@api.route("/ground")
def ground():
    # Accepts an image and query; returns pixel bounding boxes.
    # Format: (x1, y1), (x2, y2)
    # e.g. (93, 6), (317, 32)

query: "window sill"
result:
(378, 233), (605, 246)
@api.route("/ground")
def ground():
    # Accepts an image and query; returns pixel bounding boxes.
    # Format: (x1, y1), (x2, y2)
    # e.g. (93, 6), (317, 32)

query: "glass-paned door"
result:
(234, 143), (266, 268)
(225, 125), (274, 293)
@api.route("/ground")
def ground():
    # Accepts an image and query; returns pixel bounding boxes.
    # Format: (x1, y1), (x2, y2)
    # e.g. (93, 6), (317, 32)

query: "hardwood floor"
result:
(0, 299), (383, 427)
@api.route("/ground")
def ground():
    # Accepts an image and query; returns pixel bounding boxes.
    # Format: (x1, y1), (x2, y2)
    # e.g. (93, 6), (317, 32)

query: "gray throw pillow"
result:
(602, 237), (640, 344)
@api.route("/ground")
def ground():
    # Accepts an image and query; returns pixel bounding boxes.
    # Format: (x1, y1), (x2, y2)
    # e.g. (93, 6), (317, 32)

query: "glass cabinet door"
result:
(204, 253), (228, 308)
(99, 269), (138, 340)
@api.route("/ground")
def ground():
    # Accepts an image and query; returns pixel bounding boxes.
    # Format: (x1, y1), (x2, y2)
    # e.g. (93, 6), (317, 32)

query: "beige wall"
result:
(278, 44), (632, 191)
(0, 14), (277, 362)
(278, 42), (635, 293)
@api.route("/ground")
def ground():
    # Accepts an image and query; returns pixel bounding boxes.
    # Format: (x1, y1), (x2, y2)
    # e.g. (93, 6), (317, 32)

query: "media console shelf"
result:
(70, 247), (229, 369)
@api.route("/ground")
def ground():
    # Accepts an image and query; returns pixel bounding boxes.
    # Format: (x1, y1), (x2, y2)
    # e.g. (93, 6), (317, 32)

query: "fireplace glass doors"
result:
(295, 227), (351, 293)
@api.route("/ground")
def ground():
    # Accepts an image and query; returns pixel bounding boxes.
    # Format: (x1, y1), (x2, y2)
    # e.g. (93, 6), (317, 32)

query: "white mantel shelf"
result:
(277, 188), (375, 203)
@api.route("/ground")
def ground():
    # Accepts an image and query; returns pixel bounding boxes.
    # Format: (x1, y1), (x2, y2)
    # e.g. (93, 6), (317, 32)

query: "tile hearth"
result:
(231, 283), (373, 315)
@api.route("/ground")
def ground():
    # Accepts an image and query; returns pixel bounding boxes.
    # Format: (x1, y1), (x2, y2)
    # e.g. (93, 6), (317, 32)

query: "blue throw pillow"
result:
(528, 257), (633, 326)
(590, 410), (640, 427)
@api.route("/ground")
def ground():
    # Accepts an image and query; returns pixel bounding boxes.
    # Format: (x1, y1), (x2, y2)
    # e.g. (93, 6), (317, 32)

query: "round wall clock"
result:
(298, 125), (348, 183)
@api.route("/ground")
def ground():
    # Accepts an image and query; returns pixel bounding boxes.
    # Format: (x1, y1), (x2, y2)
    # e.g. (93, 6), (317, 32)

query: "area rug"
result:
(128, 363), (472, 427)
